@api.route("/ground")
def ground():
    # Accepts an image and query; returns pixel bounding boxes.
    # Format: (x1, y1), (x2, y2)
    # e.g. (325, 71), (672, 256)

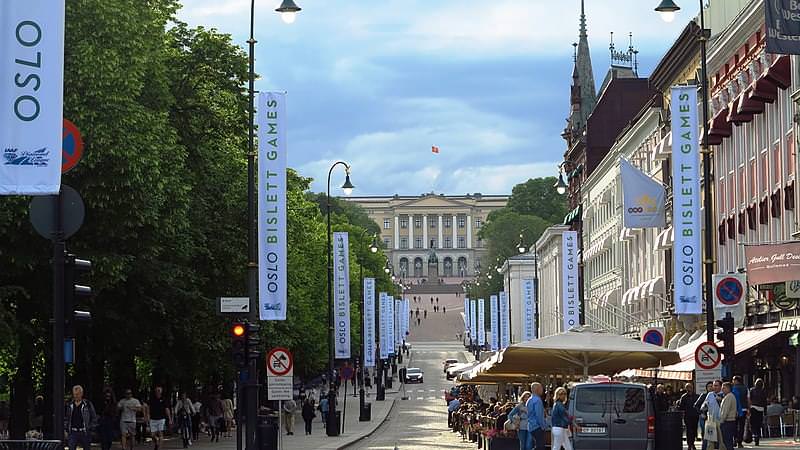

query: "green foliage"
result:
(506, 177), (568, 224)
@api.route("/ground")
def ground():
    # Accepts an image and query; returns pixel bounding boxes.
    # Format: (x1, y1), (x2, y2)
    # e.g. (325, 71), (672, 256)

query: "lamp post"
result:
(326, 161), (353, 436)
(245, 2), (300, 449)
(654, 0), (715, 341)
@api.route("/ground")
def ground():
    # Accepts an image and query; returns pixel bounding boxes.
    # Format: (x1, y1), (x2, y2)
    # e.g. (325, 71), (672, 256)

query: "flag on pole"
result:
(431, 145), (439, 154)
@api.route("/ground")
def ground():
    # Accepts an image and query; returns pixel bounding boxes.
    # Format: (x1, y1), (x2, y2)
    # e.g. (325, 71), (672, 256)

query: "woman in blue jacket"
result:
(551, 387), (574, 450)
(507, 391), (531, 450)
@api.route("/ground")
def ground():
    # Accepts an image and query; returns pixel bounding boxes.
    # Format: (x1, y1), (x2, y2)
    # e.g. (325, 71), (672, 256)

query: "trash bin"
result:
(256, 415), (279, 450)
(0, 441), (63, 450)
(359, 402), (372, 422)
(385, 376), (393, 389)
(376, 384), (385, 401)
(326, 411), (341, 436)
(655, 411), (683, 450)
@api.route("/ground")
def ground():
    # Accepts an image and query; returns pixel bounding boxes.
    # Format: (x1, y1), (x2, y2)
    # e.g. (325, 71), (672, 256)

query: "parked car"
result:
(567, 381), (655, 450)
(442, 358), (459, 373)
(404, 367), (424, 383)
(445, 363), (473, 380)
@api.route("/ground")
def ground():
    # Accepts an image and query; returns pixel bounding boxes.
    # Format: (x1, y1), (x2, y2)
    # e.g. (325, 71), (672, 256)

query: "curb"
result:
(333, 397), (397, 450)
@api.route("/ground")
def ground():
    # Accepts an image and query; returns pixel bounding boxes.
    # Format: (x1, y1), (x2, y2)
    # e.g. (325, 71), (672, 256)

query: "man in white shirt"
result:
(118, 390), (142, 450)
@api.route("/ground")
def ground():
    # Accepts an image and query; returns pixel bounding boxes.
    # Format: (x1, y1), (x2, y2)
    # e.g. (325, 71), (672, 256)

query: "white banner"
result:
(394, 298), (401, 349)
(379, 292), (389, 359)
(387, 295), (395, 355)
(258, 92), (288, 320)
(400, 299), (409, 344)
(364, 278), (376, 367)
(490, 296), (499, 351)
(522, 278), (536, 341)
(464, 298), (470, 334)
(477, 299), (485, 346)
(671, 86), (702, 315)
(333, 232), (351, 358)
(620, 157), (666, 228)
(562, 230), (580, 330)
(469, 298), (477, 343)
(0, 1), (65, 195)
(499, 292), (510, 348)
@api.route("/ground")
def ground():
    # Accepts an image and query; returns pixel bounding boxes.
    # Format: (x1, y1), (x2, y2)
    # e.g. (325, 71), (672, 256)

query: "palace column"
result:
(438, 215), (443, 249)
(423, 215), (428, 249)
(394, 216), (399, 250)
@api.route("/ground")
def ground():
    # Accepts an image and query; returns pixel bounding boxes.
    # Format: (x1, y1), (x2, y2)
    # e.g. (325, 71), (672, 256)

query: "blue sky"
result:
(178, 0), (697, 195)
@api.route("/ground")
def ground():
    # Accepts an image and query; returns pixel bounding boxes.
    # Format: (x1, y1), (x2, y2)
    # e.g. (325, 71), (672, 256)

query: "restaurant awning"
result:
(654, 226), (674, 252)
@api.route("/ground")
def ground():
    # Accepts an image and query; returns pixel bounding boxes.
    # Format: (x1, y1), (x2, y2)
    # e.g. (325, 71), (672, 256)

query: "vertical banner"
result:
(562, 230), (580, 330)
(0, 0), (65, 195)
(766, 1), (800, 54)
(477, 299), (486, 346)
(522, 279), (536, 341)
(464, 298), (470, 334)
(387, 295), (395, 355)
(469, 298), (477, 342)
(333, 232), (351, 358)
(499, 292), (510, 348)
(394, 298), (401, 348)
(363, 278), (376, 367)
(490, 296), (499, 351)
(258, 92), (287, 320)
(671, 86), (702, 315)
(379, 292), (389, 359)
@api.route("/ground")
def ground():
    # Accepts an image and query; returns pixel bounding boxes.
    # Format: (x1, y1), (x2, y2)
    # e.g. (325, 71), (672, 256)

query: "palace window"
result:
(400, 238), (408, 249)
(430, 239), (437, 248)
(383, 238), (391, 248)
(414, 238), (423, 249)
(457, 237), (466, 249)
(458, 216), (466, 228)
(400, 218), (408, 229)
(430, 216), (437, 228)
(383, 219), (391, 229)
(475, 218), (482, 229)
(444, 237), (452, 248)
(444, 216), (452, 228)
(414, 217), (422, 228)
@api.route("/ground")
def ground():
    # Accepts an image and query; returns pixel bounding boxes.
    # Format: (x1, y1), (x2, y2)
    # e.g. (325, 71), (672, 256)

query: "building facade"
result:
(499, 254), (538, 344)
(344, 193), (508, 281)
(534, 226), (570, 338)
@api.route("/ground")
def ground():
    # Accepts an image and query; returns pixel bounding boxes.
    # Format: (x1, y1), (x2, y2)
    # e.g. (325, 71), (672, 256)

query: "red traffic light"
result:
(232, 324), (246, 337)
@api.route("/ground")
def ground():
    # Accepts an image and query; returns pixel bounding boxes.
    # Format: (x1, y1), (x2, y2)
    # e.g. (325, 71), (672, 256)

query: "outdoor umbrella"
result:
(485, 327), (681, 378)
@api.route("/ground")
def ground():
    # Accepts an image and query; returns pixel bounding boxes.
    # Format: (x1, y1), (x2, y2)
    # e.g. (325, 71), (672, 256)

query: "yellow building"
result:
(344, 193), (508, 280)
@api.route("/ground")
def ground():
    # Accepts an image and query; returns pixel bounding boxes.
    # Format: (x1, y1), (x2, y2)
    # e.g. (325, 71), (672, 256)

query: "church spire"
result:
(564, 0), (597, 144)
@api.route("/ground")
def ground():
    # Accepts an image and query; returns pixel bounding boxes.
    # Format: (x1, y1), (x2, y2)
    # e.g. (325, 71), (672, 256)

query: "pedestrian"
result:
(748, 378), (766, 446)
(206, 393), (224, 442)
(118, 388), (142, 450)
(282, 398), (297, 435)
(319, 396), (329, 427)
(694, 382), (713, 450)
(731, 376), (748, 448)
(31, 395), (45, 433)
(700, 380), (722, 450)
(222, 395), (234, 437)
(678, 383), (700, 450)
(417, 317), (421, 326)
(526, 382), (547, 450)
(443, 306), (446, 315)
(416, 308), (420, 318)
(97, 388), (117, 450)
(720, 382), (738, 450)
(424, 309), (428, 319)
(174, 392), (195, 448)
(191, 397), (202, 442)
(301, 399), (316, 435)
(65, 385), (98, 450)
(654, 384), (670, 412)
(148, 386), (171, 450)
(551, 387), (573, 450)
(507, 391), (530, 450)
(436, 297), (439, 305)
(430, 297), (433, 305)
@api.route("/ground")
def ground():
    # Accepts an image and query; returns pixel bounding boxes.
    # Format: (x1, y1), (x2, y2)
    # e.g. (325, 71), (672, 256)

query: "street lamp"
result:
(518, 233), (527, 254)
(554, 173), (568, 195)
(326, 160), (352, 436)
(276, 0), (302, 24)
(244, 2), (300, 449)
(370, 235), (379, 253)
(654, 0), (680, 23)
(653, 0), (715, 341)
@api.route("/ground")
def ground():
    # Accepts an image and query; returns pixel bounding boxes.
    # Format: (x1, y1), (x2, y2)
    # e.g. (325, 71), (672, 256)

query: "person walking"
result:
(191, 397), (202, 442)
(118, 389), (142, 450)
(222, 395), (234, 438)
(700, 380), (722, 450)
(507, 391), (531, 450)
(97, 388), (117, 450)
(301, 399), (316, 435)
(148, 386), (171, 450)
(65, 385), (98, 450)
(424, 309), (428, 319)
(443, 306), (446, 315)
(174, 392), (195, 448)
(282, 398), (297, 436)
(678, 383), (700, 450)
(695, 382), (713, 450)
(551, 387), (574, 450)
(731, 376), (748, 448)
(748, 378), (766, 446)
(720, 382), (738, 450)
(206, 393), (224, 442)
(526, 383), (548, 450)
(319, 396), (329, 428)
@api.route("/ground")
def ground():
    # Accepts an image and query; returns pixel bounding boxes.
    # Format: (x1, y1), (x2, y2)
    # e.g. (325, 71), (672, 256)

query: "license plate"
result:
(580, 426), (607, 434)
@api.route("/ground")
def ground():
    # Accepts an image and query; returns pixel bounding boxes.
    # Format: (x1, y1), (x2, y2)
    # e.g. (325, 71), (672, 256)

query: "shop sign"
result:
(744, 241), (800, 285)
(778, 316), (800, 332)
(766, 0), (800, 55)
(786, 280), (800, 298)
(773, 283), (799, 311)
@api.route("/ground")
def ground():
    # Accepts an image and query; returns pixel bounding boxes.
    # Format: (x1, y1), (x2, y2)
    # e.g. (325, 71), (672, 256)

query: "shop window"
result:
(773, 144), (782, 186)
(727, 216), (736, 239)
(759, 198), (769, 225)
(785, 182), (795, 210)
(718, 221), (727, 246)
(747, 205), (757, 230)
(771, 190), (782, 218)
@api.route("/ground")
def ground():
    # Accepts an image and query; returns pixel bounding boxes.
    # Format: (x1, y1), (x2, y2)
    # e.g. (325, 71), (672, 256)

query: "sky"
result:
(178, 0), (698, 196)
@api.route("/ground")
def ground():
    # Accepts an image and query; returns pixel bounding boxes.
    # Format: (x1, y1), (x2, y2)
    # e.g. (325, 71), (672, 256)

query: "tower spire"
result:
(564, 0), (598, 145)
(579, 0), (587, 38)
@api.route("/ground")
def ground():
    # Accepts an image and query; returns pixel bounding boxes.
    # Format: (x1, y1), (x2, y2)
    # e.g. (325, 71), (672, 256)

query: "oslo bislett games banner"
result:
(258, 92), (287, 320)
(363, 278), (376, 368)
(463, 298), (470, 334)
(0, 1), (65, 195)
(522, 279), (536, 341)
(379, 292), (389, 359)
(671, 86), (702, 315)
(562, 231), (580, 330)
(766, 0), (800, 54)
(333, 232), (351, 358)
(477, 299), (485, 346)
(394, 298), (401, 348)
(387, 295), (395, 354)
(490, 296), (499, 351)
(620, 157), (666, 228)
(499, 292), (510, 348)
(469, 298), (477, 341)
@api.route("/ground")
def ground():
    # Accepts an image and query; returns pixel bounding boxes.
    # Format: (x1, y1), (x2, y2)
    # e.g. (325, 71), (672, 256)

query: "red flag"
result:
(431, 145), (439, 154)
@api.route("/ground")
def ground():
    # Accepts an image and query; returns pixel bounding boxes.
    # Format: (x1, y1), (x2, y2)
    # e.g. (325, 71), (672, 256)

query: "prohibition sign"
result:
(266, 347), (293, 377)
(642, 329), (665, 346)
(62, 119), (84, 174)
(716, 277), (744, 306)
(695, 341), (721, 370)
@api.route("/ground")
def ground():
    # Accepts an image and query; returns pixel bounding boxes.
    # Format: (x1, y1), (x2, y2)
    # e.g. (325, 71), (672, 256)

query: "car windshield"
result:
(446, 359), (458, 364)
(407, 368), (422, 374)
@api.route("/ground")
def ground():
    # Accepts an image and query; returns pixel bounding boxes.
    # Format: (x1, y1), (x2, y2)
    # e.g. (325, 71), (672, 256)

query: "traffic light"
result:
(716, 313), (735, 369)
(245, 322), (261, 363)
(231, 323), (247, 369)
(64, 254), (92, 337)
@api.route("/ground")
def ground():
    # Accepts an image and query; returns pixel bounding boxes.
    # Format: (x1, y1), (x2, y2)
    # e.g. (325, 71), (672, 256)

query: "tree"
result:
(506, 177), (568, 225)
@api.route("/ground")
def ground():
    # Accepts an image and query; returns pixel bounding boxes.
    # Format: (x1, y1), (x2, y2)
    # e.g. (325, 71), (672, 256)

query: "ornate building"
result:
(344, 193), (508, 281)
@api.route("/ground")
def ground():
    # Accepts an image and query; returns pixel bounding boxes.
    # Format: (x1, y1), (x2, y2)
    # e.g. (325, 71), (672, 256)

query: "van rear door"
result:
(609, 385), (649, 450)
(570, 386), (611, 450)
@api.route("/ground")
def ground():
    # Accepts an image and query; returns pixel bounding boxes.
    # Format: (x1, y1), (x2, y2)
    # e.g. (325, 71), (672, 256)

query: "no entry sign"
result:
(715, 276), (744, 306)
(641, 328), (665, 347)
(695, 341), (721, 370)
(266, 347), (293, 377)
(62, 119), (84, 174)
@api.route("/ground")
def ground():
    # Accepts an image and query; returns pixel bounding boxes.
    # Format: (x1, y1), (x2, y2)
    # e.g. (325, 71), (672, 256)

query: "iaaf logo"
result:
(627, 194), (659, 214)
(4, 147), (49, 166)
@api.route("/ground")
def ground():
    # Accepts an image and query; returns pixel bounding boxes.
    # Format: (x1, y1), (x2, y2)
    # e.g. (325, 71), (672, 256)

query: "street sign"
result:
(694, 368), (721, 395)
(641, 327), (665, 347)
(29, 184), (85, 240)
(266, 347), (293, 377)
(715, 276), (744, 306)
(694, 341), (721, 370)
(219, 297), (250, 314)
(712, 273), (747, 327)
(62, 119), (84, 174)
(267, 376), (292, 401)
